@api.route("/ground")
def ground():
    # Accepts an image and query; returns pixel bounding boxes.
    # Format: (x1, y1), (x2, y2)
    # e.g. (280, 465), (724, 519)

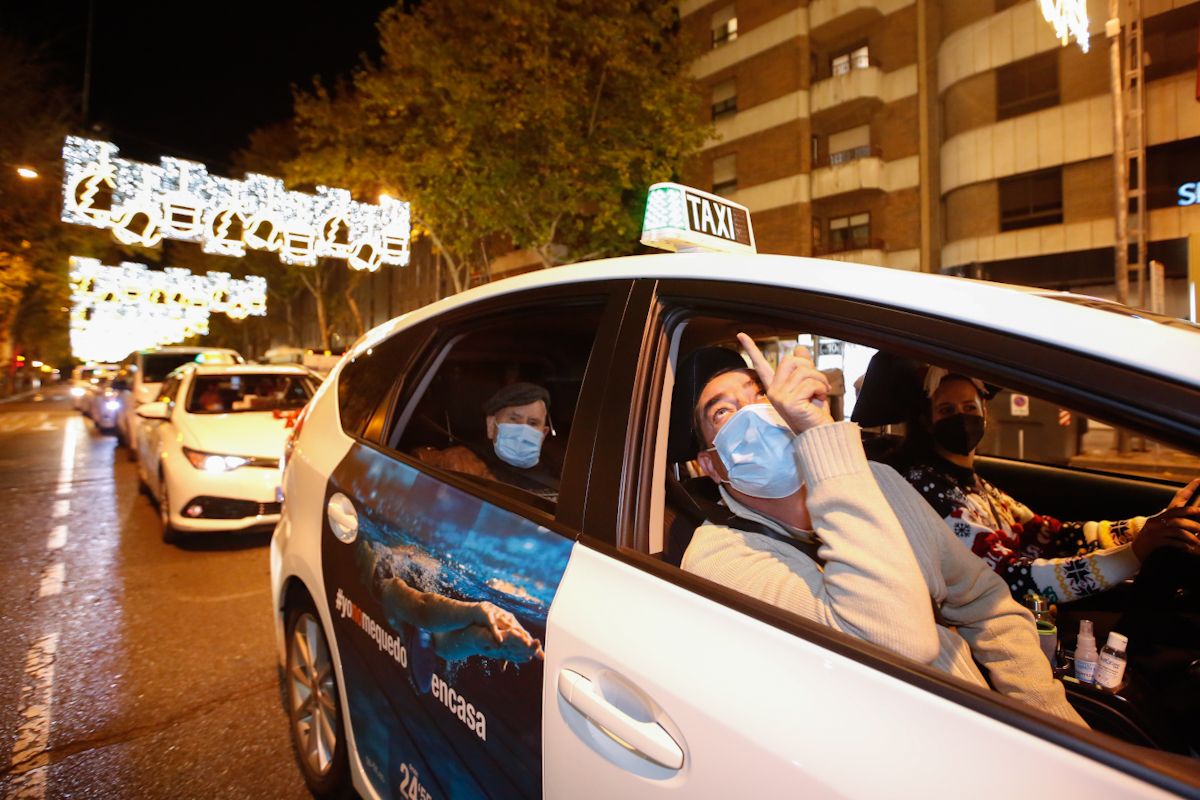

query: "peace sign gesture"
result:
(737, 332), (833, 435)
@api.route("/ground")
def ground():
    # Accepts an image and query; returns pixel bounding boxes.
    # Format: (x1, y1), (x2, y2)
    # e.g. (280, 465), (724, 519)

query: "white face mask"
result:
(710, 404), (802, 499)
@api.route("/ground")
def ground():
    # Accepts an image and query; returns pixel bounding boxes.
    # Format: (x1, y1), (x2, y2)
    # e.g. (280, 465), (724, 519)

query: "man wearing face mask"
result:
(903, 368), (1200, 604)
(413, 382), (559, 500)
(677, 335), (1085, 725)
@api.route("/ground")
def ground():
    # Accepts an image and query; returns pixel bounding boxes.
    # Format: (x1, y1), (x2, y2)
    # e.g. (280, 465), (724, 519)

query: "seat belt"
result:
(710, 507), (825, 567)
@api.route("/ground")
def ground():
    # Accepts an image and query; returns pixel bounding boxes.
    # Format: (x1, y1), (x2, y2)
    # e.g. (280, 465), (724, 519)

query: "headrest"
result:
(850, 351), (924, 427)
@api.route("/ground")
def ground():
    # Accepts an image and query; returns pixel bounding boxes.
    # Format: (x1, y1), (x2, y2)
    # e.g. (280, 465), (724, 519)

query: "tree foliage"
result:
(0, 35), (90, 375)
(290, 0), (709, 286)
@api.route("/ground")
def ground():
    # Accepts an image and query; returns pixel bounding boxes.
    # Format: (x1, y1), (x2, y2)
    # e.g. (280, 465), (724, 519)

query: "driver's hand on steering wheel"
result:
(1133, 478), (1200, 562)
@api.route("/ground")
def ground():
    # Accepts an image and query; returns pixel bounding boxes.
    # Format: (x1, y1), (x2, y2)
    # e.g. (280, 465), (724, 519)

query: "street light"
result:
(15, 166), (39, 180)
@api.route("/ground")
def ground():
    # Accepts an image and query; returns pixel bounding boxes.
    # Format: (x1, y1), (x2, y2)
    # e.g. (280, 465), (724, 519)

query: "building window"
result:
(825, 124), (873, 166)
(827, 213), (871, 252)
(711, 79), (737, 121)
(994, 0), (1023, 11)
(832, 44), (870, 76)
(999, 168), (1063, 231)
(712, 6), (737, 49)
(712, 154), (737, 196)
(1144, 6), (1200, 81)
(996, 51), (1058, 120)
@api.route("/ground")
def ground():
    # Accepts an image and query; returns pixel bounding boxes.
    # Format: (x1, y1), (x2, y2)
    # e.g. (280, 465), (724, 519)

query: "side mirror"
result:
(136, 402), (170, 420)
(111, 378), (129, 392)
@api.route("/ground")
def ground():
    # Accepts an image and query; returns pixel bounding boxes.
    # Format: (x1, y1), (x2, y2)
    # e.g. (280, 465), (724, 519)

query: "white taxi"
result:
(136, 363), (317, 542)
(270, 185), (1200, 798)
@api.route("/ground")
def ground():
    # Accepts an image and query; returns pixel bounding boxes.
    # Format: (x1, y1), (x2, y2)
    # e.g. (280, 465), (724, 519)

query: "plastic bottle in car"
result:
(1074, 619), (1098, 684)
(1095, 631), (1129, 690)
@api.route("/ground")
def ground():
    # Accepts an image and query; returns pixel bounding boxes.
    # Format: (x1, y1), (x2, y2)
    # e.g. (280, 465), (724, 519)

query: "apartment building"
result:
(681, 0), (1200, 313)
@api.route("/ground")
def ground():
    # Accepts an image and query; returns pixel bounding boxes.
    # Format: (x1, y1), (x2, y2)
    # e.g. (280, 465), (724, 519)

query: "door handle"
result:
(557, 669), (684, 770)
(326, 493), (359, 542)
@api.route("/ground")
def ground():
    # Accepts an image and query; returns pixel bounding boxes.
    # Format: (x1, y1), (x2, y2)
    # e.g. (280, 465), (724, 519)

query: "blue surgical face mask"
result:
(494, 423), (544, 469)
(710, 403), (802, 499)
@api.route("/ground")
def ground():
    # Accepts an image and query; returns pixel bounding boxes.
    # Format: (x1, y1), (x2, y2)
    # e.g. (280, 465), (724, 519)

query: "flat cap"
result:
(483, 382), (550, 416)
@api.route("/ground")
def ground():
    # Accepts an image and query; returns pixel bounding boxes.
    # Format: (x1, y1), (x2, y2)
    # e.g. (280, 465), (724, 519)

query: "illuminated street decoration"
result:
(61, 137), (411, 270)
(69, 257), (267, 362)
(1039, 0), (1089, 53)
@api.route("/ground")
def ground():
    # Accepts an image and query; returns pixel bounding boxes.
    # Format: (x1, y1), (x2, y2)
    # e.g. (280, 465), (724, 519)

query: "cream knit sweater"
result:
(682, 421), (1085, 726)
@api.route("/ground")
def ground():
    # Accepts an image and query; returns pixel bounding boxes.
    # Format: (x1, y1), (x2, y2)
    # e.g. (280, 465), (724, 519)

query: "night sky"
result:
(7, 0), (392, 168)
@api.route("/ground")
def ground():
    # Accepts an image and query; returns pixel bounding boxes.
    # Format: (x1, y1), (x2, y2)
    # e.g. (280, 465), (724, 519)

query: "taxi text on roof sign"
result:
(640, 182), (756, 255)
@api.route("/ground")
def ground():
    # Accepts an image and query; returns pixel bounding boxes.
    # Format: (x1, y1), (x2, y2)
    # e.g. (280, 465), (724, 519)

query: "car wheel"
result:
(285, 602), (351, 799)
(158, 474), (177, 544)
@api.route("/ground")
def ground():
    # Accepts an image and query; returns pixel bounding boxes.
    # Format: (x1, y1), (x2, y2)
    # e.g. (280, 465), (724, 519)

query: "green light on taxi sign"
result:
(640, 182), (755, 255)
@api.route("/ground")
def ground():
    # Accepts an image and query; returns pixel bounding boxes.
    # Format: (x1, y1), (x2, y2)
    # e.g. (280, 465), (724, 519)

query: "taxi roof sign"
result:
(640, 182), (756, 255)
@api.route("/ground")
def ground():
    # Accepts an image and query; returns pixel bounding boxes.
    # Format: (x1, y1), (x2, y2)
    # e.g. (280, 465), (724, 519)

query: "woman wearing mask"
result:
(902, 368), (1200, 604)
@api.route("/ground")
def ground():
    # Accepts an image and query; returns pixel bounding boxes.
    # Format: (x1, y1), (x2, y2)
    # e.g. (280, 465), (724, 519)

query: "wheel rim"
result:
(288, 612), (339, 777)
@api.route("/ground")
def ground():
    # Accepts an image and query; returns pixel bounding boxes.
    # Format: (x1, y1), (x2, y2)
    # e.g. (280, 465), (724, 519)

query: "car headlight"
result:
(70, 387), (86, 397)
(104, 400), (120, 411)
(183, 446), (250, 473)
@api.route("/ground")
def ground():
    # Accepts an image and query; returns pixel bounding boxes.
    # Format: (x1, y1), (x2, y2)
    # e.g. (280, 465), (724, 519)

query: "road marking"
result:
(45, 526), (67, 552)
(54, 482), (70, 496)
(5, 632), (59, 799)
(37, 565), (64, 598)
(50, 501), (69, 520)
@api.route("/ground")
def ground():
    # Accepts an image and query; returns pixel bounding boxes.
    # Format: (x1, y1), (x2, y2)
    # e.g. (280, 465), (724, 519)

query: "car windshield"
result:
(143, 353), (209, 382)
(186, 374), (313, 414)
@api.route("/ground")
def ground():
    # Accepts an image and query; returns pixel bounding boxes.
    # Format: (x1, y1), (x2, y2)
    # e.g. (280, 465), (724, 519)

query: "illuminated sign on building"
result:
(1039, 0), (1089, 53)
(61, 137), (411, 271)
(1178, 182), (1200, 206)
(69, 257), (267, 362)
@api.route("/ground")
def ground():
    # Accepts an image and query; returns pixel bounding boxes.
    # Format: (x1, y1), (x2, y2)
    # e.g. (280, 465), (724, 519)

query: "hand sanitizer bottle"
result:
(1095, 631), (1129, 690)
(1074, 620), (1098, 684)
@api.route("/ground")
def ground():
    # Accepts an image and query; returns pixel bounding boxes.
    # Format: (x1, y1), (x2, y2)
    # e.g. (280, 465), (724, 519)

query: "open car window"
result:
(388, 300), (605, 518)
(644, 307), (1200, 763)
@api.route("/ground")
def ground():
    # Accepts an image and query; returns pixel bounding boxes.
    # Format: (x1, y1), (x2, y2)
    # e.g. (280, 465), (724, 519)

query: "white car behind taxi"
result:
(135, 363), (317, 542)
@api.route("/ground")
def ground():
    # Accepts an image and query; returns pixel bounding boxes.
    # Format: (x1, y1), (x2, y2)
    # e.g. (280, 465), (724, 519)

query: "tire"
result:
(158, 473), (177, 544)
(284, 601), (352, 799)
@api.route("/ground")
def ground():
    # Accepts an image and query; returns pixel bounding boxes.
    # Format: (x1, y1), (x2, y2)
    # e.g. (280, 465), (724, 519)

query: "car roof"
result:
(352, 253), (1200, 388)
(137, 346), (241, 356)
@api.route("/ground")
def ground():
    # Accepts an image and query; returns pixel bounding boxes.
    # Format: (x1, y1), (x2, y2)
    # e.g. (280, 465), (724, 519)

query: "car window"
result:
(337, 325), (429, 440)
(142, 353), (203, 382)
(639, 301), (1200, 763)
(388, 300), (605, 517)
(185, 374), (312, 414)
(157, 376), (182, 404)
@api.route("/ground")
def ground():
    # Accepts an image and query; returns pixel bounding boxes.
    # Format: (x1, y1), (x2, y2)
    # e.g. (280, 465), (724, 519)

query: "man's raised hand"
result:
(737, 332), (833, 434)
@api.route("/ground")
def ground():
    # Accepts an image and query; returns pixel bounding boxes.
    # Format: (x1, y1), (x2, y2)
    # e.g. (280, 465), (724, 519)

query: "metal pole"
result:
(1108, 2), (1129, 306)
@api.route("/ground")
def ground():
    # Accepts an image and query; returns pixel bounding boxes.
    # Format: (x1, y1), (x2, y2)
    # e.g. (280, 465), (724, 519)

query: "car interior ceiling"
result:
(658, 331), (1200, 758)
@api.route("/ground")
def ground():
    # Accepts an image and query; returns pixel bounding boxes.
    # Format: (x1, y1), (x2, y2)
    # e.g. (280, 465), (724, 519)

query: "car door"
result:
(140, 373), (183, 496)
(541, 278), (1197, 798)
(318, 282), (635, 799)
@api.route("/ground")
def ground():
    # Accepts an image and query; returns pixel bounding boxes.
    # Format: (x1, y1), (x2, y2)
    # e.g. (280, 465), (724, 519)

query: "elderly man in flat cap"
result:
(414, 381), (559, 500)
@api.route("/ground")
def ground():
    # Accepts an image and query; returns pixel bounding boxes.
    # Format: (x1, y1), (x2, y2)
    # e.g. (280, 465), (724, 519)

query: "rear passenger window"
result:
(337, 326), (428, 440)
(389, 301), (605, 516)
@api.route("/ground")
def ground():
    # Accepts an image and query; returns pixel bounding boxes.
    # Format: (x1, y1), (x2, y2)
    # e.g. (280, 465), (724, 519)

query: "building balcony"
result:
(813, 240), (886, 267)
(811, 151), (883, 199)
(810, 66), (884, 117)
(809, 0), (884, 46)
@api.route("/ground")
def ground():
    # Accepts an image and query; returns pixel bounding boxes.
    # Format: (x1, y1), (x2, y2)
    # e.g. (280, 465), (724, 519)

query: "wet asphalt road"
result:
(0, 387), (310, 799)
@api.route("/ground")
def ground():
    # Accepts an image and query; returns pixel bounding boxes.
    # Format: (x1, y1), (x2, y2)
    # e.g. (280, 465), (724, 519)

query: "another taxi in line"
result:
(270, 185), (1200, 798)
(135, 363), (317, 543)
